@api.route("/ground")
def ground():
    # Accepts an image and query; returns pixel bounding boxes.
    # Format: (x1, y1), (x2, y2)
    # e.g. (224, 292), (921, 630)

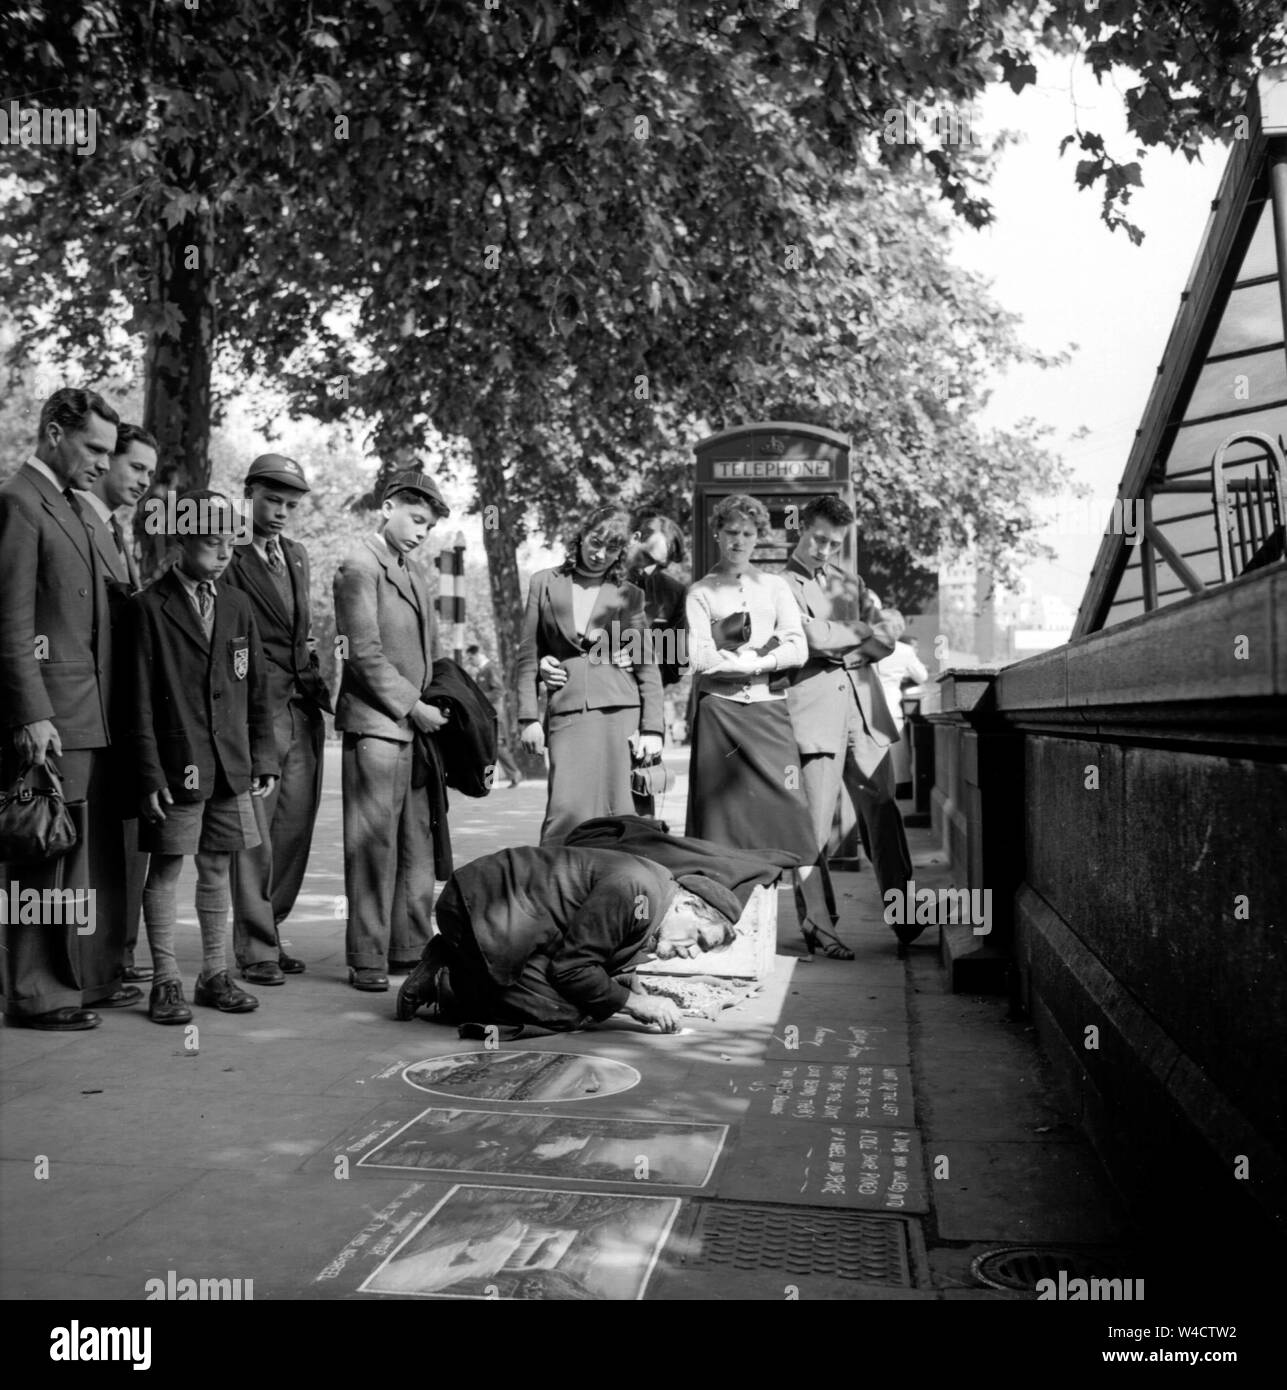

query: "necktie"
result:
(264, 536), (285, 575)
(110, 514), (128, 557)
(197, 581), (214, 629)
(63, 487), (86, 519)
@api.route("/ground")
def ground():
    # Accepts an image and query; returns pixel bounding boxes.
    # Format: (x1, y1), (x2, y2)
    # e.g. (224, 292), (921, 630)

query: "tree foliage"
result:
(2, 0), (1283, 681)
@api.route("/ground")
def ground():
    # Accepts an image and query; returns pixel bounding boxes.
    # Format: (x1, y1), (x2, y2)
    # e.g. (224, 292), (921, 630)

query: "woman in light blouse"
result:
(684, 494), (842, 955)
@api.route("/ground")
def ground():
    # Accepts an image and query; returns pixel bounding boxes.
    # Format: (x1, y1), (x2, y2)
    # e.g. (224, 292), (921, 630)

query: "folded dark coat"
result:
(410, 658), (500, 881)
(563, 814), (799, 910)
(421, 658), (498, 796)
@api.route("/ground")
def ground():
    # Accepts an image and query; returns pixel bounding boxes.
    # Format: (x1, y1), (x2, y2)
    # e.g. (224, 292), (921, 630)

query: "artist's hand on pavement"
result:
(250, 775), (278, 798)
(15, 720), (60, 767)
(538, 655), (568, 688)
(625, 993), (681, 1033)
(520, 721), (545, 755)
(141, 787), (174, 824)
(411, 701), (450, 734)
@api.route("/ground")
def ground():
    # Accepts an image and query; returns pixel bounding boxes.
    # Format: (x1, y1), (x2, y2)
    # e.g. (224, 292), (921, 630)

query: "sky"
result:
(947, 52), (1227, 622)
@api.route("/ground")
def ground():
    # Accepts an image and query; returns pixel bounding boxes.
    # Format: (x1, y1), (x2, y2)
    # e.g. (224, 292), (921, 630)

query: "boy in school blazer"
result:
(124, 491), (279, 1024)
(333, 469), (451, 992)
(223, 453), (333, 986)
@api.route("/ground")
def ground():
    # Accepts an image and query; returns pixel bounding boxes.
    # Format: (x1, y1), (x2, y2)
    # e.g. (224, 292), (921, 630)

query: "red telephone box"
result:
(691, 422), (854, 578)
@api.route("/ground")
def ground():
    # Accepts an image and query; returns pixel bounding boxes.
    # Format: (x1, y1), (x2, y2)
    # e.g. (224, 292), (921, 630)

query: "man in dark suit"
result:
(77, 422), (158, 985)
(625, 511), (688, 816)
(224, 453), (333, 986)
(124, 491), (279, 1024)
(333, 470), (451, 992)
(394, 845), (738, 1031)
(0, 387), (137, 1031)
(782, 494), (916, 946)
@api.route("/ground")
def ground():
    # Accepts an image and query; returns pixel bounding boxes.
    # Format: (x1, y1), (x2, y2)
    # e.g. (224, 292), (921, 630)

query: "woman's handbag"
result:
(711, 611), (752, 651)
(631, 750), (674, 799)
(0, 761), (78, 863)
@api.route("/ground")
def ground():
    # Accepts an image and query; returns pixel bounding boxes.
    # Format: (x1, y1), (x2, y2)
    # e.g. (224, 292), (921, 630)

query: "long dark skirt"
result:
(541, 705), (638, 846)
(685, 693), (818, 861)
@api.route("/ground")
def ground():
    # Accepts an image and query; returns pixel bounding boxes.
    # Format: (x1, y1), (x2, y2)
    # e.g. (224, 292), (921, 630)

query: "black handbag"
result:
(712, 611), (752, 650)
(631, 750), (674, 798)
(0, 761), (78, 863)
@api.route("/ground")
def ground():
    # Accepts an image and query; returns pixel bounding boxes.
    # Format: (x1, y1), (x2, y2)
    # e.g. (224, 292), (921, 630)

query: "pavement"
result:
(0, 746), (1141, 1304)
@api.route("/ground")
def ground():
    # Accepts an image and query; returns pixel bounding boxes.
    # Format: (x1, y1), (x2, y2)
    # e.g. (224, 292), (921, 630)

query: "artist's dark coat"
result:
(564, 815), (798, 909)
(445, 847), (679, 1021)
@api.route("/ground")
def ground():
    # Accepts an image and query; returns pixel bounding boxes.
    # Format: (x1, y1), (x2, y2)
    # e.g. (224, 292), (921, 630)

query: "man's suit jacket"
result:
(124, 570), (278, 803)
(781, 557), (901, 756)
(221, 535), (333, 715)
(632, 566), (689, 687)
(446, 846), (677, 1021)
(0, 464), (111, 749)
(515, 567), (663, 731)
(333, 534), (435, 742)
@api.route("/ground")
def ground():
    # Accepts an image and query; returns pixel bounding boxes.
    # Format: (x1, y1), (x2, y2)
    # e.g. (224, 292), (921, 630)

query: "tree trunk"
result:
(138, 194), (216, 577)
(472, 432), (543, 779)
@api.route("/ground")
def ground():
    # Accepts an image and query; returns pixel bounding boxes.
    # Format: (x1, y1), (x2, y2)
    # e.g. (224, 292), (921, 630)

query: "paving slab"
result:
(716, 1119), (928, 1213)
(928, 1140), (1126, 1244)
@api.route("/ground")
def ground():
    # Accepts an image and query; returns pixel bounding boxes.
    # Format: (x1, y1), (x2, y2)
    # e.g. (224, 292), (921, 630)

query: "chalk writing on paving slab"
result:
(749, 1062), (910, 1124)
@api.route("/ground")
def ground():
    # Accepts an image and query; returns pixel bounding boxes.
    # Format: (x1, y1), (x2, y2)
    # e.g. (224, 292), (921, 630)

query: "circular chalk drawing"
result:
(402, 1050), (641, 1103)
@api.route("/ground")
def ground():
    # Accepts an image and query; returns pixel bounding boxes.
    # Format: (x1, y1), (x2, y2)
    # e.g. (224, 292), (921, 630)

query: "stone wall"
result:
(924, 565), (1287, 1246)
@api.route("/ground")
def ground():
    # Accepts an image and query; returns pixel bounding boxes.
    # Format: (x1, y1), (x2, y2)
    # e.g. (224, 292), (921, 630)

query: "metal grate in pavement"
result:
(685, 1201), (917, 1287)
(971, 1245), (1133, 1292)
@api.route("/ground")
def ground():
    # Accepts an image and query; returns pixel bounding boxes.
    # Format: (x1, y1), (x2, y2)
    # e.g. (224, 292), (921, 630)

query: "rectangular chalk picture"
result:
(358, 1106), (727, 1188)
(358, 1184), (681, 1300)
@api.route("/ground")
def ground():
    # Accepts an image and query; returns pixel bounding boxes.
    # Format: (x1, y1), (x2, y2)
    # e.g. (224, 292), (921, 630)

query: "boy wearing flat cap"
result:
(123, 490), (279, 1024)
(333, 470), (451, 993)
(224, 454), (332, 986)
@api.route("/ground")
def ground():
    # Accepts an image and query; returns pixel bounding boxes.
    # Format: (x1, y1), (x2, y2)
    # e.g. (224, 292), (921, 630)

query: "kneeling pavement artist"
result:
(395, 845), (740, 1035)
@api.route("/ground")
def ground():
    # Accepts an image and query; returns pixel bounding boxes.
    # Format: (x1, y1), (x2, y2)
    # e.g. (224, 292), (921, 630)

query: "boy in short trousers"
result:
(123, 490), (279, 1023)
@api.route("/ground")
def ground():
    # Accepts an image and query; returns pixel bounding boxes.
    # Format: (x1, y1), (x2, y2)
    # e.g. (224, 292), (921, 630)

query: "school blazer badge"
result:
(232, 641), (249, 680)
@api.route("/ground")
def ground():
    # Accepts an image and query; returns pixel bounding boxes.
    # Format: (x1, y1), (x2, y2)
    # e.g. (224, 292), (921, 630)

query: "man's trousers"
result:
(341, 733), (435, 970)
(1, 747), (125, 1017)
(800, 703), (913, 902)
(231, 700), (325, 966)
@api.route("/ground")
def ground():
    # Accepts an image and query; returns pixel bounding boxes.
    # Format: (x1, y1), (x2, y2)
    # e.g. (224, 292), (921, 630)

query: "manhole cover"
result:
(972, 1246), (1130, 1292)
(403, 1050), (640, 1102)
(685, 1201), (917, 1287)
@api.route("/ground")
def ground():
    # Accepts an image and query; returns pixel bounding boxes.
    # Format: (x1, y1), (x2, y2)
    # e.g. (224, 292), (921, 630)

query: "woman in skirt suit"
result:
(517, 505), (663, 845)
(685, 494), (842, 954)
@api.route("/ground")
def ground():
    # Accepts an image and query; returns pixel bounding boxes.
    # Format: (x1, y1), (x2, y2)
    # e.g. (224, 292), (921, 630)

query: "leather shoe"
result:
(148, 979), (193, 1025)
(278, 953), (306, 974)
(194, 971), (259, 1013)
(241, 961), (286, 986)
(7, 1007), (101, 1031)
(122, 965), (153, 983)
(349, 967), (388, 992)
(96, 985), (144, 1009)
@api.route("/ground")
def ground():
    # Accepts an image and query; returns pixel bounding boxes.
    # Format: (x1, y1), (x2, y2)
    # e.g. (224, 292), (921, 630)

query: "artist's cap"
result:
(675, 874), (742, 926)
(245, 453), (309, 492)
(382, 469), (449, 518)
(171, 489), (241, 537)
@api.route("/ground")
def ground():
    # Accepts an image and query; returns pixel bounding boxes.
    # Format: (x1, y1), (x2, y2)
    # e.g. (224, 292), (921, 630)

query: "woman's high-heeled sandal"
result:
(800, 920), (855, 960)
